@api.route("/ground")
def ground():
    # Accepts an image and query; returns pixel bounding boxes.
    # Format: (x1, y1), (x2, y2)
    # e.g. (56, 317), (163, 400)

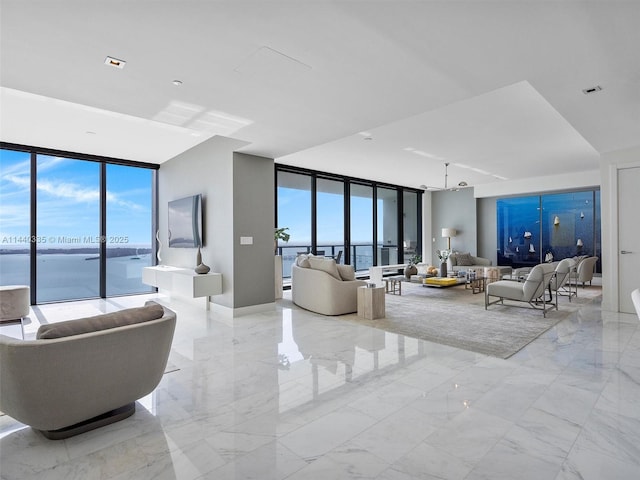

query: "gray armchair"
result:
(485, 263), (557, 317)
(0, 301), (176, 439)
(575, 256), (599, 287)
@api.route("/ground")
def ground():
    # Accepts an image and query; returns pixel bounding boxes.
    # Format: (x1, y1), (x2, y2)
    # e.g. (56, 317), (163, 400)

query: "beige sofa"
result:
(292, 255), (366, 315)
(448, 252), (492, 272)
(0, 301), (176, 439)
(448, 252), (512, 278)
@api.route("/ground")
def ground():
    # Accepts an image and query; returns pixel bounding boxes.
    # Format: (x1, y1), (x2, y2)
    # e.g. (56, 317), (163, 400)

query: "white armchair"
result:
(632, 288), (640, 321)
(575, 256), (599, 287)
(485, 263), (557, 317)
(550, 258), (577, 301)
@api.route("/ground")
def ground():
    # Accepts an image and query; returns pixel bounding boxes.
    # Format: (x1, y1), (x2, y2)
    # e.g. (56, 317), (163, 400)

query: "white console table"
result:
(142, 266), (222, 310)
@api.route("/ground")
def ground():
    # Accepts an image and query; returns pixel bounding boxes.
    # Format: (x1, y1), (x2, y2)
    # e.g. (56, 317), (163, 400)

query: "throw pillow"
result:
(456, 253), (474, 266)
(336, 264), (356, 281)
(296, 254), (312, 268)
(37, 301), (165, 339)
(308, 256), (341, 280)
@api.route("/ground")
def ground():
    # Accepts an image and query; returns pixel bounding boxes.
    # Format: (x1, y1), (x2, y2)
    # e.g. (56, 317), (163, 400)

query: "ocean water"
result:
(0, 252), (153, 302)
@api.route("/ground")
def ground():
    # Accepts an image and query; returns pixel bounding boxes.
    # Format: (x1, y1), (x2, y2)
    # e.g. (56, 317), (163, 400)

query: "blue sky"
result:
(277, 187), (383, 246)
(0, 149), (152, 247)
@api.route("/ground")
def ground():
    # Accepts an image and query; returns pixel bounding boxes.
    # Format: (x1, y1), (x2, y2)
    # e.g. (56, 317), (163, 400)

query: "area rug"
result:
(340, 283), (602, 359)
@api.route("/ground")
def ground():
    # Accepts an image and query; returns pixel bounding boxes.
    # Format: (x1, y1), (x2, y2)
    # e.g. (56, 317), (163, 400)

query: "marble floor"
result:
(1, 288), (639, 480)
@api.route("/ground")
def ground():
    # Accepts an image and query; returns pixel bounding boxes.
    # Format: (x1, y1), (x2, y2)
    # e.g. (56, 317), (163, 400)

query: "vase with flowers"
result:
(404, 254), (422, 279)
(435, 249), (451, 278)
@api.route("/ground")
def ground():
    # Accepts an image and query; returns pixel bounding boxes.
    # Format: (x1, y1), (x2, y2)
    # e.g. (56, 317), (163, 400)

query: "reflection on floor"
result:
(1, 287), (638, 479)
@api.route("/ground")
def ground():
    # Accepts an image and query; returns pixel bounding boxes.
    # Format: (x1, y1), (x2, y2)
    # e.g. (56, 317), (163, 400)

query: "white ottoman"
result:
(0, 285), (30, 322)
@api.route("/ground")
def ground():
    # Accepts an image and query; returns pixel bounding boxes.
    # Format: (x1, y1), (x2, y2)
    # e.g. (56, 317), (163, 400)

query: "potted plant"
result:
(274, 227), (290, 255)
(404, 254), (422, 279)
(435, 249), (451, 277)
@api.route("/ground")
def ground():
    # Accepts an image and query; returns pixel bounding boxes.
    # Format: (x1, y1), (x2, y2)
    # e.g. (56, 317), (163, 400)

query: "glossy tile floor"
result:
(1, 289), (639, 480)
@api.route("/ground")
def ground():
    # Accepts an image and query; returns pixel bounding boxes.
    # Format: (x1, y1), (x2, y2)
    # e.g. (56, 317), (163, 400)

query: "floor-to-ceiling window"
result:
(36, 155), (101, 302)
(403, 190), (420, 262)
(106, 164), (154, 296)
(350, 183), (374, 272)
(276, 171), (312, 276)
(0, 143), (157, 303)
(0, 149), (31, 286)
(377, 187), (399, 266)
(316, 177), (344, 261)
(275, 165), (422, 279)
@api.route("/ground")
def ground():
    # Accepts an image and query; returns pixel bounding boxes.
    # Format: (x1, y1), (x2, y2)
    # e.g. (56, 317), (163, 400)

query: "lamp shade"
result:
(441, 228), (457, 238)
(576, 238), (583, 247)
(554, 216), (560, 226)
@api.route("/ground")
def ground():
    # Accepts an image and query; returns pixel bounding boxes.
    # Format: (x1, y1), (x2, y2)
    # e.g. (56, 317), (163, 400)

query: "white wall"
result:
(473, 170), (601, 198)
(600, 145), (640, 312)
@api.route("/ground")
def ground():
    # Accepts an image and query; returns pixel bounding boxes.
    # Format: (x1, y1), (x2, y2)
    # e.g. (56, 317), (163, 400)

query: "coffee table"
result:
(423, 277), (466, 288)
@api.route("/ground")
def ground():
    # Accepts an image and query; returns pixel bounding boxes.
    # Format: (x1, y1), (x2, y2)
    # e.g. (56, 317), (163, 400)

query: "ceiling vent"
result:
(582, 85), (602, 95)
(104, 56), (126, 69)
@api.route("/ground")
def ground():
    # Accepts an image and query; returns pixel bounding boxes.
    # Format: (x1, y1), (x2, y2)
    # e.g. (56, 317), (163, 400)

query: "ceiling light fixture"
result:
(172, 80), (183, 86)
(419, 162), (470, 192)
(582, 85), (602, 95)
(104, 56), (126, 69)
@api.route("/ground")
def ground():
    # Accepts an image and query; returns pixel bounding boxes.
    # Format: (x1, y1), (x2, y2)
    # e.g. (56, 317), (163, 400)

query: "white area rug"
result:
(340, 283), (602, 359)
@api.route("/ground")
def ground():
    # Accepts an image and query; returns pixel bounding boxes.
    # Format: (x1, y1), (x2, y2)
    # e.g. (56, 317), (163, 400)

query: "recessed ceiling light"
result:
(582, 85), (602, 95)
(172, 80), (183, 86)
(104, 56), (126, 69)
(364, 137), (373, 141)
(85, 131), (96, 135)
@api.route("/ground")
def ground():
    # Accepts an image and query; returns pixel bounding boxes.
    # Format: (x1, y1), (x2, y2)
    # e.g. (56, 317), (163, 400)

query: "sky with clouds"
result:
(0, 149), (152, 247)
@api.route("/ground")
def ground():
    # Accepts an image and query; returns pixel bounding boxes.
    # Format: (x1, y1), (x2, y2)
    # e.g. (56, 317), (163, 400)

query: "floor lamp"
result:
(442, 228), (457, 250)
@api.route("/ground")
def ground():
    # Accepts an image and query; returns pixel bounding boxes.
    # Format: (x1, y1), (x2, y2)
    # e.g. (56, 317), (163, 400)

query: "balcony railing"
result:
(276, 243), (401, 279)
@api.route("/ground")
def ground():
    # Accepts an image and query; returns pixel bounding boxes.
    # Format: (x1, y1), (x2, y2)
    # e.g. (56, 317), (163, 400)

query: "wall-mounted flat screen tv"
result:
(168, 194), (203, 248)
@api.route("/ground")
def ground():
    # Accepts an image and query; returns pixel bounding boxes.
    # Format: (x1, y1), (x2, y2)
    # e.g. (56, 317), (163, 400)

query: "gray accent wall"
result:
(477, 197), (498, 264)
(158, 136), (275, 309)
(430, 188), (477, 255)
(232, 152), (275, 308)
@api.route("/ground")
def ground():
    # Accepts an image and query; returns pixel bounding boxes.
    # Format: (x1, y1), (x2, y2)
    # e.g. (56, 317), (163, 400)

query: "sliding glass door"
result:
(36, 155), (101, 302)
(106, 164), (154, 296)
(377, 187), (399, 266)
(316, 177), (344, 261)
(350, 183), (373, 272)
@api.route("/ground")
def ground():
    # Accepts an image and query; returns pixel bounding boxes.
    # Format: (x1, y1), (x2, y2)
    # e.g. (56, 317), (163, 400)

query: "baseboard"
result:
(209, 301), (276, 317)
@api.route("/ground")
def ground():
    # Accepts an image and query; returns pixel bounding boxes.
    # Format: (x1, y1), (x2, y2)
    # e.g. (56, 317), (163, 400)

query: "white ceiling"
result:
(1, 1), (638, 190)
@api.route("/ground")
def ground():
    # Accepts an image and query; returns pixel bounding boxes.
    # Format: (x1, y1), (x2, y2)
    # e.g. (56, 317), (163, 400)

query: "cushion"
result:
(307, 256), (341, 280)
(295, 254), (312, 268)
(455, 253), (474, 266)
(425, 277), (459, 286)
(37, 301), (165, 339)
(336, 264), (356, 281)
